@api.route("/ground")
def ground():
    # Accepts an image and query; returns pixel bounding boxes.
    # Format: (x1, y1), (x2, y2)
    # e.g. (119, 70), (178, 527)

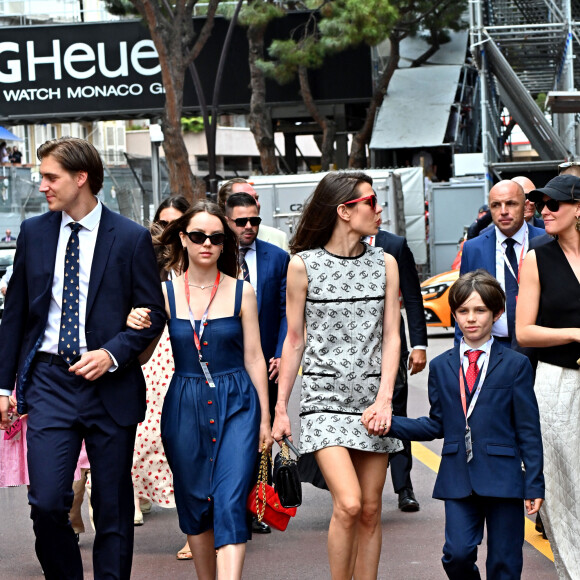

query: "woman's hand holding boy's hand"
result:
(361, 401), (392, 436)
(525, 498), (543, 515)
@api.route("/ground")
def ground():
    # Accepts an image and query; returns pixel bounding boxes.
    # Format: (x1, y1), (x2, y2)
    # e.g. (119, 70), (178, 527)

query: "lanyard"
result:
(458, 346), (491, 422)
(184, 270), (220, 388)
(500, 229), (527, 285)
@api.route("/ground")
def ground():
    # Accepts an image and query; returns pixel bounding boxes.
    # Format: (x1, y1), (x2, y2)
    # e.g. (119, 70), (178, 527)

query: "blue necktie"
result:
(504, 237), (518, 340)
(59, 222), (82, 364)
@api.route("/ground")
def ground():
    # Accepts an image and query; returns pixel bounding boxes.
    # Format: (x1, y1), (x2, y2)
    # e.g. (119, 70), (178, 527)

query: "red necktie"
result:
(465, 350), (483, 393)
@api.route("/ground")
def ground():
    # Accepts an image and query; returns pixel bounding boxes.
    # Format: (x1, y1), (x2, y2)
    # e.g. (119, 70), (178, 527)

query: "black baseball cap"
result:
(527, 174), (580, 203)
(478, 204), (489, 213)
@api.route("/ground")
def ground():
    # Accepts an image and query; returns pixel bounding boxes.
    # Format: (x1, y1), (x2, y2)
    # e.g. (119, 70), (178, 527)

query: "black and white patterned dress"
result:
(297, 244), (402, 454)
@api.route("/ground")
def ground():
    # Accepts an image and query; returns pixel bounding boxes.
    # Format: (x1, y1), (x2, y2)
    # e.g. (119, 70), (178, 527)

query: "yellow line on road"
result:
(410, 442), (554, 562)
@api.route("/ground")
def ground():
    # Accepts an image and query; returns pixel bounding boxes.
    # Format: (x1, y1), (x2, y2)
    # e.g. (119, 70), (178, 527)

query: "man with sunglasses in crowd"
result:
(457, 180), (545, 349)
(218, 177), (289, 251)
(225, 192), (290, 533)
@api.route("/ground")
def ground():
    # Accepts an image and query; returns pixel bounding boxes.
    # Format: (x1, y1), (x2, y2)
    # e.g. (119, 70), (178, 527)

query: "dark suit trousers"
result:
(442, 495), (524, 580)
(390, 356), (413, 493)
(26, 358), (137, 580)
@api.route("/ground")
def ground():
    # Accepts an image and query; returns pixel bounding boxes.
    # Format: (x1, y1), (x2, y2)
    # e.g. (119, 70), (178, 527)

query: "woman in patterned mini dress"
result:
(273, 171), (403, 579)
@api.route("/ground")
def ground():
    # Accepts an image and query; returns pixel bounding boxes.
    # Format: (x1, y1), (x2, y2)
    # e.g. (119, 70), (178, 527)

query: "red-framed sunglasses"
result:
(343, 194), (378, 210)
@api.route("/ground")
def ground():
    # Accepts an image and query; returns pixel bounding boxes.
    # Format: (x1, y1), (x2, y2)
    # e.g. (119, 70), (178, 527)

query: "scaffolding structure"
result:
(470, 0), (580, 187)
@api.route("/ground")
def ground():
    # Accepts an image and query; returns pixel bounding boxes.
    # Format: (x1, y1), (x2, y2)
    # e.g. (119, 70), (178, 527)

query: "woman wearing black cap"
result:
(516, 174), (580, 579)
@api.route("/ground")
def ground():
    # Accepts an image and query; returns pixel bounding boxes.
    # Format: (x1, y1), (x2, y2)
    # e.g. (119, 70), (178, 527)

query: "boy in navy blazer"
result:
(382, 270), (544, 579)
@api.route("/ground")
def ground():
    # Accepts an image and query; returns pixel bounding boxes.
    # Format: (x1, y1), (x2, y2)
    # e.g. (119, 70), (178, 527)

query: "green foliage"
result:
(536, 92), (547, 110)
(316, 0), (399, 50)
(258, 0), (398, 85)
(181, 117), (205, 133)
(238, 1), (287, 28)
(126, 124), (146, 131)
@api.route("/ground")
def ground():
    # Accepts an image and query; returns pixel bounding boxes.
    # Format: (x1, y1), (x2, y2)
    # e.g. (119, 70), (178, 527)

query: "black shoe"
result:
(398, 488), (420, 512)
(535, 513), (548, 539)
(252, 517), (272, 534)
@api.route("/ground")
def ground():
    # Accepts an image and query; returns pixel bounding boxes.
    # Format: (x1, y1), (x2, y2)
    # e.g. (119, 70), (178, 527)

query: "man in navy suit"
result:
(372, 230), (427, 511)
(386, 270), (544, 579)
(457, 179), (545, 347)
(225, 193), (289, 413)
(0, 138), (166, 579)
(225, 192), (289, 533)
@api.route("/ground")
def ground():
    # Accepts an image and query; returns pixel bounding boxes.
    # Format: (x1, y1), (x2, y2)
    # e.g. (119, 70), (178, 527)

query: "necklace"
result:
(188, 277), (224, 290)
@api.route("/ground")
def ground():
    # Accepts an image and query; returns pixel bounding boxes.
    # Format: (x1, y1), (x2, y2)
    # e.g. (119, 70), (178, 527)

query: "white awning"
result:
(369, 64), (462, 150)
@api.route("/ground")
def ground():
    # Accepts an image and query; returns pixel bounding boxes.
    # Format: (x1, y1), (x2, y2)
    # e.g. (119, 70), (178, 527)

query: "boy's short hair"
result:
(449, 269), (505, 316)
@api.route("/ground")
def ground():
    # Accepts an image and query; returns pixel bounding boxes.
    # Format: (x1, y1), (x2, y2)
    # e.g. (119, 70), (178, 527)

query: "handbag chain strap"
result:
(280, 442), (291, 464)
(254, 444), (268, 522)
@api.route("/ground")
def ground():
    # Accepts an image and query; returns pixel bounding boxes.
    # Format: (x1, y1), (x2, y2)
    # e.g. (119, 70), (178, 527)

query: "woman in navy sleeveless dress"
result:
(134, 201), (272, 579)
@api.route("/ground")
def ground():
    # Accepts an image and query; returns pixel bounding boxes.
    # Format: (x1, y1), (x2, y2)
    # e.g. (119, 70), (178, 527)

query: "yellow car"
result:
(421, 269), (459, 328)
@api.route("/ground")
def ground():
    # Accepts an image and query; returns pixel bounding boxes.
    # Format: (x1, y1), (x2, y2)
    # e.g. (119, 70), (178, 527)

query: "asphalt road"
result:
(0, 329), (557, 579)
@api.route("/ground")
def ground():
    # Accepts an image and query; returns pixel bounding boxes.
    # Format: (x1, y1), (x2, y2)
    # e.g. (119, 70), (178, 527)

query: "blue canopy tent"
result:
(0, 127), (22, 141)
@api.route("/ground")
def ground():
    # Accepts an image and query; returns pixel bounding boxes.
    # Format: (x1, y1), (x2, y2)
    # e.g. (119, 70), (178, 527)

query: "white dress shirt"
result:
(492, 222), (528, 338)
(39, 202), (102, 354)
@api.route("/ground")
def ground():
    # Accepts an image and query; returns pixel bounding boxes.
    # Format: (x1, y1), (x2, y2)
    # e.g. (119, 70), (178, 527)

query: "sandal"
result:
(176, 548), (193, 561)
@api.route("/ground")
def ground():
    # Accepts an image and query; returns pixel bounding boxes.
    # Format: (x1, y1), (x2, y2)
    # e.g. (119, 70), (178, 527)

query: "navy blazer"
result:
(255, 238), (289, 360)
(456, 223), (545, 344)
(375, 230), (427, 354)
(389, 341), (544, 501)
(0, 205), (166, 426)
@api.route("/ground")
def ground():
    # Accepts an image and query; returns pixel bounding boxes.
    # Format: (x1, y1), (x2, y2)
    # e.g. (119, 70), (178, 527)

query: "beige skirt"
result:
(535, 361), (580, 580)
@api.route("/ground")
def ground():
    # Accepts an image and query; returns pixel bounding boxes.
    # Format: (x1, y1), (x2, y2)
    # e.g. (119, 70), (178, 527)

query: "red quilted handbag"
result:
(246, 447), (297, 531)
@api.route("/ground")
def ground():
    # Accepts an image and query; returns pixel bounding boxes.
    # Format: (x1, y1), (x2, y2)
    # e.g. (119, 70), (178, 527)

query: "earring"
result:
(576, 215), (580, 232)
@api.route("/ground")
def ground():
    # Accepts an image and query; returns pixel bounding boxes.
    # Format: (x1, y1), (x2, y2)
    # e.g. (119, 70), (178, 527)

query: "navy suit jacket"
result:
(255, 238), (289, 361)
(389, 341), (544, 501)
(0, 205), (166, 426)
(375, 230), (427, 355)
(455, 223), (545, 344)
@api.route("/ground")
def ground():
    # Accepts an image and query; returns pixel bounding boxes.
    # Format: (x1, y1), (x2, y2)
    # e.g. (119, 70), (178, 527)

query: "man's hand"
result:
(69, 350), (113, 381)
(408, 349), (427, 375)
(268, 357), (281, 381)
(1, 286), (6, 296)
(0, 395), (10, 430)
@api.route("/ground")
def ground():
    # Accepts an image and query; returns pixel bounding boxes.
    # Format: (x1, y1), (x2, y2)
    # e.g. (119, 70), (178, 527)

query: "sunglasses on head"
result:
(231, 216), (262, 227)
(343, 194), (378, 210)
(185, 231), (225, 245)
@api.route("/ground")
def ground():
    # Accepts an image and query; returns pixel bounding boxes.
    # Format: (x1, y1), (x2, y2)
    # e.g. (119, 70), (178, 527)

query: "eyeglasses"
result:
(535, 199), (570, 213)
(231, 216), (262, 227)
(157, 220), (169, 228)
(185, 231), (226, 245)
(343, 194), (378, 210)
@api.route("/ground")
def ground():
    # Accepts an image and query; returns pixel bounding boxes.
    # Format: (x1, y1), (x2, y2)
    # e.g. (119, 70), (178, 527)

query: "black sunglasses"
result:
(231, 216), (262, 227)
(535, 199), (570, 213)
(157, 220), (169, 228)
(343, 193), (378, 210)
(185, 231), (226, 245)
